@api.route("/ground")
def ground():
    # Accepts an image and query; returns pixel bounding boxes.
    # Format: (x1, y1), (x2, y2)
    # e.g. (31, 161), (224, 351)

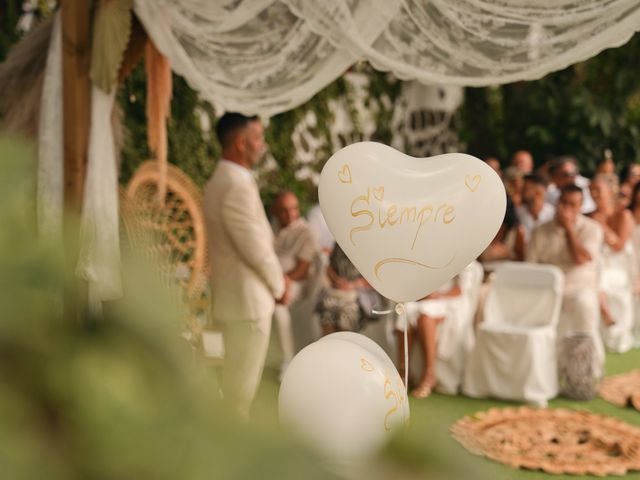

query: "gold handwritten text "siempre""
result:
(349, 187), (456, 249)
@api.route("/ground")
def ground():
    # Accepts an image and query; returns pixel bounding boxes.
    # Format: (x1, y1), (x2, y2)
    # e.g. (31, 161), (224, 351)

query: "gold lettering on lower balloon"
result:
(338, 164), (352, 184)
(383, 378), (399, 432)
(360, 357), (375, 372)
(374, 254), (456, 280)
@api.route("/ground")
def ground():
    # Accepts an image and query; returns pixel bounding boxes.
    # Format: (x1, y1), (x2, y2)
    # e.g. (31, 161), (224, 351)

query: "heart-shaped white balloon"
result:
(319, 142), (506, 303)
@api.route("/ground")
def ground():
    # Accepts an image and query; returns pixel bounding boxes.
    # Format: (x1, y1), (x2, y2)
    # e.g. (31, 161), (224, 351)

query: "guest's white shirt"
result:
(306, 204), (335, 252)
(517, 203), (555, 242)
(526, 215), (603, 295)
(546, 175), (596, 214)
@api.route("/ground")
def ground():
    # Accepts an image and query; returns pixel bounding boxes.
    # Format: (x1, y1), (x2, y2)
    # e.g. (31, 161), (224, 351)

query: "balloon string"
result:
(404, 308), (408, 393)
(395, 303), (408, 394)
(372, 303), (408, 393)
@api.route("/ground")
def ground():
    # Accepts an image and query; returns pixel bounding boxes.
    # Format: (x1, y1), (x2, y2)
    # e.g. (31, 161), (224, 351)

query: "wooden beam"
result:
(61, 0), (90, 213)
(61, 0), (91, 323)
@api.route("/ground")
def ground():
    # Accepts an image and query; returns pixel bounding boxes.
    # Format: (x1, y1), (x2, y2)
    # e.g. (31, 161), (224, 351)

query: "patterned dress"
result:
(315, 245), (389, 331)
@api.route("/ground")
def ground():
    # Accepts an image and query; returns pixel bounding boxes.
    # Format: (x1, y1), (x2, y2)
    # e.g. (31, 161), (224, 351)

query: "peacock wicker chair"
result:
(122, 160), (210, 341)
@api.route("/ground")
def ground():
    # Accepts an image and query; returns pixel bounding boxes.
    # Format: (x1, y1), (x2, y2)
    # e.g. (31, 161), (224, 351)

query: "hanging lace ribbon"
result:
(145, 42), (172, 203)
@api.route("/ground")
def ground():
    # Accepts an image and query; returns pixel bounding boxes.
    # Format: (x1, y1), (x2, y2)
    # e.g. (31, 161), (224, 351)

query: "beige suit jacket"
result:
(204, 161), (285, 322)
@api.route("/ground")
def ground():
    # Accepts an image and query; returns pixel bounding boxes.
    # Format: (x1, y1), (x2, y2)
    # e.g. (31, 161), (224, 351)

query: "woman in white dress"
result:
(627, 182), (640, 347)
(395, 278), (461, 398)
(395, 262), (482, 398)
(589, 176), (635, 353)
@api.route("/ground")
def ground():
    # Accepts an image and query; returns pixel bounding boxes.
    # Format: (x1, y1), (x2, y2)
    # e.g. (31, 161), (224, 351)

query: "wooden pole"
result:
(61, 0), (90, 322)
(61, 0), (90, 212)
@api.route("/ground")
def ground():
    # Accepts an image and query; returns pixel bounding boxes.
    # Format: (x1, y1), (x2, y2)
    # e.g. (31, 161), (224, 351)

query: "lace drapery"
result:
(133, 0), (640, 116)
(76, 86), (122, 311)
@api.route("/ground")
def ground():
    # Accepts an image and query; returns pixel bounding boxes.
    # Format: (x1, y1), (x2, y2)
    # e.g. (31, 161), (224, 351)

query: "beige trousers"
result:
(272, 281), (303, 364)
(222, 315), (272, 420)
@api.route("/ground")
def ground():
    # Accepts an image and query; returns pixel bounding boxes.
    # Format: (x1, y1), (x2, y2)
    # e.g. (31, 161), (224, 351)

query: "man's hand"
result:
(276, 275), (292, 305)
(555, 203), (573, 231)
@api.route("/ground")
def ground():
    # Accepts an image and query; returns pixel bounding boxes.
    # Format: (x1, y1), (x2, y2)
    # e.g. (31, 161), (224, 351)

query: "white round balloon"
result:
(279, 336), (409, 463)
(318, 142), (505, 302)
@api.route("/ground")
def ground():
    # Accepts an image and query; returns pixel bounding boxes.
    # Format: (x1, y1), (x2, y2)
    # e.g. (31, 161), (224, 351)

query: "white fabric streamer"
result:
(76, 86), (122, 311)
(37, 12), (63, 243)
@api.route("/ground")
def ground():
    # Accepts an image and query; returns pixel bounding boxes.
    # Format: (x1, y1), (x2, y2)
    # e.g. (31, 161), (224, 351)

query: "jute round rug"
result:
(599, 369), (640, 411)
(451, 407), (640, 475)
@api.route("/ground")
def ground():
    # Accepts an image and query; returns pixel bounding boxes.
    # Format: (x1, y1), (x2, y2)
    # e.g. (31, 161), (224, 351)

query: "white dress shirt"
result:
(517, 202), (555, 242)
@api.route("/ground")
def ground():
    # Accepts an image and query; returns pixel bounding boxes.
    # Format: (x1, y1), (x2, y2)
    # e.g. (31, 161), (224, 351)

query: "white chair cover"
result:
(462, 262), (564, 406)
(435, 260), (484, 394)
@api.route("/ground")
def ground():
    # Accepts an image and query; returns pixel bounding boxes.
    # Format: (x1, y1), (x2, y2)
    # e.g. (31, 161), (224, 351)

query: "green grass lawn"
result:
(256, 348), (640, 479)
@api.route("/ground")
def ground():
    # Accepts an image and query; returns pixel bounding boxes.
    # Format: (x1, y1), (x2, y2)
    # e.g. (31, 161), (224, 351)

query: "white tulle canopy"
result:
(134, 0), (640, 116)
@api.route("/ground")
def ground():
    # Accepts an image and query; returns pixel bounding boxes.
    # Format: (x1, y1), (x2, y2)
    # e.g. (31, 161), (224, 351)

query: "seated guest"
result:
(484, 156), (503, 178)
(619, 162), (640, 193)
(395, 276), (463, 399)
(272, 191), (318, 371)
(315, 245), (388, 335)
(588, 176), (635, 352)
(517, 173), (555, 243)
(527, 184), (605, 376)
(511, 150), (534, 175)
(503, 166), (525, 208)
(536, 155), (554, 184)
(595, 150), (615, 176)
(628, 181), (640, 265)
(628, 182), (640, 347)
(618, 181), (633, 210)
(479, 197), (525, 262)
(306, 203), (335, 256)
(546, 156), (596, 214)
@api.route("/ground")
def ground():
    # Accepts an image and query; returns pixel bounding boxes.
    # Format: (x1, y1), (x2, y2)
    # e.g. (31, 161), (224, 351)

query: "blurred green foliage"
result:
(0, 137), (335, 480)
(459, 34), (640, 173)
(0, 0), (22, 63)
(118, 68), (220, 194)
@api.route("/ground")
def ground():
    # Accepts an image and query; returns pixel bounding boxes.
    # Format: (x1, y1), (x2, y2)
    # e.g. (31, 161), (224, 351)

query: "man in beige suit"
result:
(204, 113), (289, 419)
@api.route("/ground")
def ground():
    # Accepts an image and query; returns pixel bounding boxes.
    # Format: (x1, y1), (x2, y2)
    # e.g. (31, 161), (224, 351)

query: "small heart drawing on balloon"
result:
(373, 186), (385, 201)
(465, 174), (481, 192)
(338, 164), (352, 184)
